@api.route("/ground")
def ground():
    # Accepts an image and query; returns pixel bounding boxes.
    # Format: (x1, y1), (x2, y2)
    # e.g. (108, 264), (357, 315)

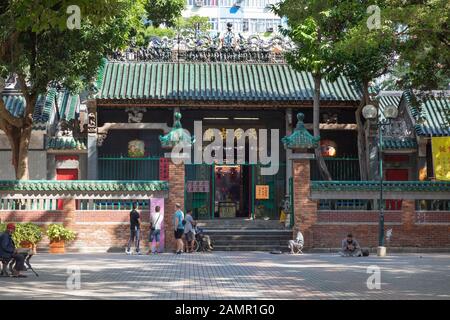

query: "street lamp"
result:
(362, 103), (398, 257)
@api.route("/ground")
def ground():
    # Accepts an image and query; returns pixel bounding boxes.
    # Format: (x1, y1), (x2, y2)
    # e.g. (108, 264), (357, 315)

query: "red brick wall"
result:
(165, 161), (185, 251)
(292, 159), (450, 250)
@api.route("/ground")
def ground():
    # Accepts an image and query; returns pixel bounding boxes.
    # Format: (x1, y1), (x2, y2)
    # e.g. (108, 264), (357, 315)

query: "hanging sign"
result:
(255, 185), (270, 200)
(432, 137), (450, 181)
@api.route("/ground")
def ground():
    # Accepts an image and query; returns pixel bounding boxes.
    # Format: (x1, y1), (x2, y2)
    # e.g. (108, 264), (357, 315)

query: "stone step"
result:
(202, 228), (292, 251)
(213, 245), (290, 252)
(196, 220), (286, 230)
(212, 240), (290, 246)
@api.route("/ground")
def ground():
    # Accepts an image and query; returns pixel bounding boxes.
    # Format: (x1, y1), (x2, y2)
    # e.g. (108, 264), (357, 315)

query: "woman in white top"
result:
(147, 206), (163, 254)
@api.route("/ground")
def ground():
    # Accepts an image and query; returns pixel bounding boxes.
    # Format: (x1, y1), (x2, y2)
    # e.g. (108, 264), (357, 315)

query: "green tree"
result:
(175, 15), (211, 34)
(385, 0), (449, 91)
(273, 0), (356, 180)
(327, 1), (398, 180)
(0, 0), (144, 180)
(145, 0), (185, 28)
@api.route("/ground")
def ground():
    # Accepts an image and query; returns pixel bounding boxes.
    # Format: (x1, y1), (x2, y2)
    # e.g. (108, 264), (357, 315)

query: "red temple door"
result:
(56, 169), (78, 210)
(385, 169), (408, 210)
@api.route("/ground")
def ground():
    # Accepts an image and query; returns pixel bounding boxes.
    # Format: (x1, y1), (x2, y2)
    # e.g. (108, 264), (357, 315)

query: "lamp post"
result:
(362, 104), (398, 257)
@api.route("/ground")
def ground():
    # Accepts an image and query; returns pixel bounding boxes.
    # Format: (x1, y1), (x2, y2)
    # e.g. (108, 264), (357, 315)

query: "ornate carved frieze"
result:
(125, 107), (146, 123)
(109, 24), (293, 63)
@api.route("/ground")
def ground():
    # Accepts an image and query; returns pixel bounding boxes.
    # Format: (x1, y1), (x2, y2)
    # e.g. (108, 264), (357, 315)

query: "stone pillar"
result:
(165, 161), (185, 251)
(293, 159), (317, 248)
(86, 99), (98, 180)
(285, 108), (293, 192)
(87, 134), (98, 180)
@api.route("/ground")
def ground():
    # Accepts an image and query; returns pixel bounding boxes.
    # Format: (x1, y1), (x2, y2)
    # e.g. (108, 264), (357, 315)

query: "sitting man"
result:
(340, 233), (362, 257)
(0, 223), (27, 277)
(288, 231), (304, 254)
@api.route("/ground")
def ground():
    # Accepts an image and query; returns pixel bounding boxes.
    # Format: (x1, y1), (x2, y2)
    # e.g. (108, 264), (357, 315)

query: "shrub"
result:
(46, 224), (76, 242)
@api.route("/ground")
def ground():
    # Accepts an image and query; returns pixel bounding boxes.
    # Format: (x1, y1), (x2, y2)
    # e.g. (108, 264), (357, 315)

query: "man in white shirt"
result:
(148, 206), (163, 254)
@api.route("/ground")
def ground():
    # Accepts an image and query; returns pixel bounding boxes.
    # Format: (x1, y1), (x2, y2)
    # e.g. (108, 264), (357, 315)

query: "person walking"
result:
(173, 203), (184, 254)
(126, 202), (141, 255)
(148, 205), (163, 255)
(184, 210), (196, 253)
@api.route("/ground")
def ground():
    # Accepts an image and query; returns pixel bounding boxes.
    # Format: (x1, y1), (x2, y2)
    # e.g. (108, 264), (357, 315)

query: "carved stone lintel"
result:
(125, 107), (146, 123)
(87, 112), (97, 134)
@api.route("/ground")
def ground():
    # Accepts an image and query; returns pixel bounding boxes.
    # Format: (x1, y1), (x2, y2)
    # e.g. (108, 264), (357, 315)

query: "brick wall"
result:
(292, 160), (450, 250)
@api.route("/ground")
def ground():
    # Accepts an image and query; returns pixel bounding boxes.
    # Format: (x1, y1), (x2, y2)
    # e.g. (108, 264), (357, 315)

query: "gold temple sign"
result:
(432, 137), (450, 181)
(204, 128), (258, 141)
(255, 185), (270, 200)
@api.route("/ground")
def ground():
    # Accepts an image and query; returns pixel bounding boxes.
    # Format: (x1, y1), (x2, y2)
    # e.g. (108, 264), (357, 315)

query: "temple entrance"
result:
(185, 163), (285, 221)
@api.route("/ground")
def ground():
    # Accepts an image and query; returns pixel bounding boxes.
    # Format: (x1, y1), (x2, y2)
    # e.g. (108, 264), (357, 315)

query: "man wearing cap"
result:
(0, 223), (26, 277)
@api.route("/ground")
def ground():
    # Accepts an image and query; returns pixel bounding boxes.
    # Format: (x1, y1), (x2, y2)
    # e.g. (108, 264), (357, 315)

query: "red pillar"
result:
(165, 161), (185, 251)
(293, 159), (317, 248)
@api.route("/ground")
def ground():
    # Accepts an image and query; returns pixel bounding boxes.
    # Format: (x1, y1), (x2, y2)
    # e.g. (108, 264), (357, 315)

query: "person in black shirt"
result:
(126, 202), (141, 255)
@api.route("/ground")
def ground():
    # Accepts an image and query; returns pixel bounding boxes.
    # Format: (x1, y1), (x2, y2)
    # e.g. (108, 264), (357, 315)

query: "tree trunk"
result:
(0, 95), (36, 180)
(356, 82), (371, 181)
(313, 75), (332, 181)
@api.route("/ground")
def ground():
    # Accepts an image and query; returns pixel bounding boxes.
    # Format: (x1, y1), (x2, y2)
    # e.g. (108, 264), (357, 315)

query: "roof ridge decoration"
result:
(282, 113), (320, 149)
(159, 112), (195, 149)
(109, 28), (294, 63)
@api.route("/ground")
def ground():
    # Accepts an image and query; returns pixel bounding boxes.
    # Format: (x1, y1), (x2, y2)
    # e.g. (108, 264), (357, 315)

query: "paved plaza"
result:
(0, 252), (449, 300)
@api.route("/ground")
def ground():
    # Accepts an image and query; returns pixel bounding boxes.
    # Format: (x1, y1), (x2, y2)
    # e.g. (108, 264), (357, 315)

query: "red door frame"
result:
(56, 168), (78, 210)
(385, 169), (409, 210)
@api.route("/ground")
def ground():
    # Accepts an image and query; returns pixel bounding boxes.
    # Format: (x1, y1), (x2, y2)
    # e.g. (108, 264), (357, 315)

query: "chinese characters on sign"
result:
(159, 158), (169, 181)
(186, 180), (210, 193)
(255, 185), (270, 200)
(431, 137), (450, 181)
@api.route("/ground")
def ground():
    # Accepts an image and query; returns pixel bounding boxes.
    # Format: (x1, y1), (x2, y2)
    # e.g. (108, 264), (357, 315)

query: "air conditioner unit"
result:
(195, 0), (204, 7)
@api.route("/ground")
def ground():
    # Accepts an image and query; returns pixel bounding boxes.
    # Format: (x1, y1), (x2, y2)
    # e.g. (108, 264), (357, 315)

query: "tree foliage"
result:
(145, 0), (185, 28)
(0, 0), (144, 179)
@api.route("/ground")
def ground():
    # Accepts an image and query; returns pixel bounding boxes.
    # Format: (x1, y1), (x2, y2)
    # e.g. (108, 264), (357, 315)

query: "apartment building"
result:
(184, 0), (285, 34)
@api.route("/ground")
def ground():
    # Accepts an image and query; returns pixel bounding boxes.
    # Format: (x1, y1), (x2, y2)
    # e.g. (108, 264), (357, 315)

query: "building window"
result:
(209, 18), (218, 31)
(243, 19), (249, 32)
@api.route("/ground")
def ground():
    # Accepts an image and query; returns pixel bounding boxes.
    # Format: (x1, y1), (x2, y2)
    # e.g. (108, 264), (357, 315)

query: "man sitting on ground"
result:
(340, 233), (362, 257)
(0, 223), (27, 277)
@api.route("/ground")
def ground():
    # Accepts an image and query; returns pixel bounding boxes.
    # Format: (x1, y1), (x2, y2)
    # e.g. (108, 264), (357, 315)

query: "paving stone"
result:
(0, 252), (449, 300)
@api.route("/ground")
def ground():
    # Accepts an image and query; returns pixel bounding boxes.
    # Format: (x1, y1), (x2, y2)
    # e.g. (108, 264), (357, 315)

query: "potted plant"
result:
(0, 222), (42, 254)
(46, 224), (76, 254)
(13, 223), (43, 254)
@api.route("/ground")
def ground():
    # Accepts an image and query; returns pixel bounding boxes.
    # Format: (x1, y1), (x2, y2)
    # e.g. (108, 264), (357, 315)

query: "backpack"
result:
(362, 249), (370, 257)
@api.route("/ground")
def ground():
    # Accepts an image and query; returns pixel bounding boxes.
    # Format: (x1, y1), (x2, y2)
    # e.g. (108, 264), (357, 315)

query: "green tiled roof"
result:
(282, 113), (320, 149)
(2, 89), (56, 129)
(382, 138), (417, 150)
(98, 61), (361, 102)
(311, 181), (450, 192)
(406, 91), (450, 136)
(376, 91), (402, 121)
(2, 88), (79, 128)
(47, 137), (87, 150)
(0, 180), (169, 192)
